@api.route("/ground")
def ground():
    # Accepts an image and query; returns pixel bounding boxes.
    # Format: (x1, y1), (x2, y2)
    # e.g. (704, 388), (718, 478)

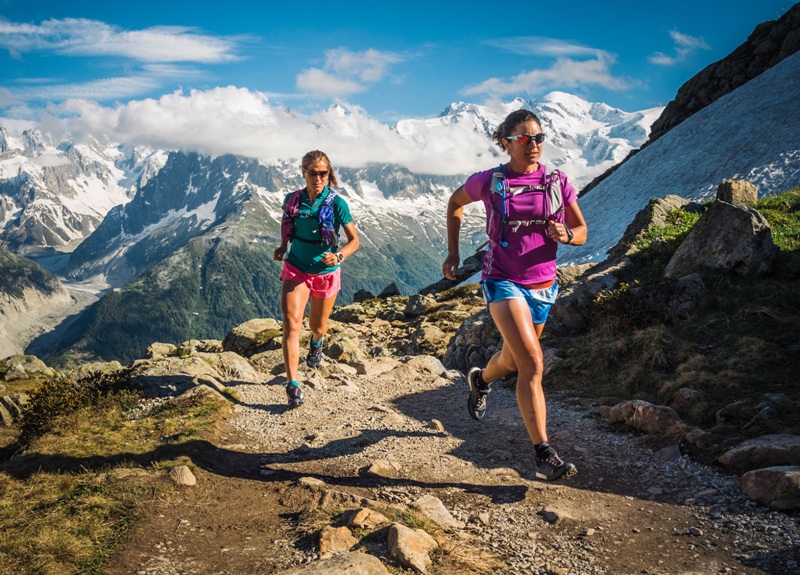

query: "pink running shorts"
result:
(280, 261), (341, 299)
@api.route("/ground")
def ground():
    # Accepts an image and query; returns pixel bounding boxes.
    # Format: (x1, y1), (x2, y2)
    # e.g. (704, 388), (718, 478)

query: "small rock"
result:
(318, 525), (358, 558)
(168, 465), (197, 486)
(426, 419), (445, 432)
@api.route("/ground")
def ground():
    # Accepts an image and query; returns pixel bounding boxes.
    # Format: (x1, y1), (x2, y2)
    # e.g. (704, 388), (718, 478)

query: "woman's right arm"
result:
(442, 185), (474, 280)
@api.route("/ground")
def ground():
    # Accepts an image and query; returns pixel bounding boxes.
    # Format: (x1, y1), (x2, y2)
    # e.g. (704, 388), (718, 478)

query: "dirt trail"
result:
(108, 355), (800, 575)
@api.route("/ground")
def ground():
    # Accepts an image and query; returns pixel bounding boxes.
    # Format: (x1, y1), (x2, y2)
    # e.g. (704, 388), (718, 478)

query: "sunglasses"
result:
(304, 169), (329, 179)
(506, 133), (546, 146)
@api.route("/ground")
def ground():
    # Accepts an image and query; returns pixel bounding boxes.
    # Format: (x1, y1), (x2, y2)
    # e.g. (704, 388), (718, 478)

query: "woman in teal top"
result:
(273, 150), (359, 408)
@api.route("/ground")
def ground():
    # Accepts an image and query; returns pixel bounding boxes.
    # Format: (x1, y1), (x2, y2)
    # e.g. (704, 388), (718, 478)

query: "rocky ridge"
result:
(49, 269), (799, 575)
(3, 179), (799, 573)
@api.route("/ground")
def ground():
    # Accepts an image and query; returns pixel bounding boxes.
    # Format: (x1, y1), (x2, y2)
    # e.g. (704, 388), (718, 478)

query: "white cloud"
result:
(324, 47), (404, 82)
(465, 38), (633, 98)
(486, 37), (604, 59)
(464, 55), (633, 97)
(296, 69), (365, 97)
(22, 77), (164, 102)
(0, 18), (243, 63)
(648, 29), (710, 66)
(296, 47), (405, 98)
(25, 87), (494, 175)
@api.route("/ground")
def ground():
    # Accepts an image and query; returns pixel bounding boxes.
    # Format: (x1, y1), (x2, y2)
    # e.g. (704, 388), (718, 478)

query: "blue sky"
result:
(0, 0), (794, 174)
(1, 0), (793, 119)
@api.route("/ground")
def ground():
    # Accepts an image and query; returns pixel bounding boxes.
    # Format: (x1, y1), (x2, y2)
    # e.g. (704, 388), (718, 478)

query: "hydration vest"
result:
(280, 188), (339, 248)
(487, 165), (564, 248)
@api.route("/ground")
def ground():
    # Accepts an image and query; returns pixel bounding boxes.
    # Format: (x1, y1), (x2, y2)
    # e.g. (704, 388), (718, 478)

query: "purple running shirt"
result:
(463, 163), (577, 284)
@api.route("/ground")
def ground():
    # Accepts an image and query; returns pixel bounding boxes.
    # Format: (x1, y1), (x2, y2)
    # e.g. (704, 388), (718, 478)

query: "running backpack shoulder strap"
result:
(546, 169), (564, 220)
(317, 188), (339, 247)
(280, 189), (304, 245)
(487, 165), (510, 247)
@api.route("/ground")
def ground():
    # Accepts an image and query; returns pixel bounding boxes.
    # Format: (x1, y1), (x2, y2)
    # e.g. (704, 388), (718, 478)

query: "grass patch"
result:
(0, 371), (225, 575)
(547, 186), (800, 438)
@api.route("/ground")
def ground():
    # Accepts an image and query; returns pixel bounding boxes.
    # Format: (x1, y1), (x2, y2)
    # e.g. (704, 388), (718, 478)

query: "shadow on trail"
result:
(0, 436), (527, 505)
(389, 375), (673, 502)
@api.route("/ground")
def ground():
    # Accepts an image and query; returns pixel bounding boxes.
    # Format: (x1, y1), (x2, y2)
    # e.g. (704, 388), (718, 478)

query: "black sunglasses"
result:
(506, 133), (546, 146)
(304, 169), (329, 178)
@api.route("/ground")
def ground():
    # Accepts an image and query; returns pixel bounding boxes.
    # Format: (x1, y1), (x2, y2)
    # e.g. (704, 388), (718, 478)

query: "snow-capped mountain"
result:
(565, 50), (800, 264)
(0, 127), (166, 256)
(0, 91), (657, 264)
(394, 94), (658, 187)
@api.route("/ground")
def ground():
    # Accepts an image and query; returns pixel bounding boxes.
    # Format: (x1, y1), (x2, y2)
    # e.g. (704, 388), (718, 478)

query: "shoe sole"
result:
(536, 463), (577, 481)
(466, 367), (486, 421)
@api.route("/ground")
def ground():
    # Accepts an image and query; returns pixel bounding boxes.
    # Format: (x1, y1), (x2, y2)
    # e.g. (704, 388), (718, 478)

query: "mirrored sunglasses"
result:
(506, 133), (545, 146)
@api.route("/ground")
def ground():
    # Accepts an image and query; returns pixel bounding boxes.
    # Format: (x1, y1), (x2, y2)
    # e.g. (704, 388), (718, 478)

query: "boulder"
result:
(378, 283), (402, 298)
(279, 552), (389, 574)
(319, 526), (358, 558)
(663, 201), (777, 279)
(741, 466), (800, 510)
(1, 354), (56, 381)
(443, 309), (501, 370)
(346, 508), (390, 530)
(353, 289), (375, 302)
(717, 179), (758, 207)
(606, 195), (697, 260)
(668, 388), (702, 417)
(388, 523), (438, 574)
(404, 294), (436, 317)
(718, 434), (800, 473)
(222, 318), (283, 357)
(410, 494), (465, 530)
(608, 400), (686, 435)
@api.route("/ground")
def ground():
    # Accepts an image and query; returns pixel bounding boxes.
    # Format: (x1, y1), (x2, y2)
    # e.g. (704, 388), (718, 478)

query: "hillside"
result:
(0, 247), (73, 358)
(2, 184), (799, 574)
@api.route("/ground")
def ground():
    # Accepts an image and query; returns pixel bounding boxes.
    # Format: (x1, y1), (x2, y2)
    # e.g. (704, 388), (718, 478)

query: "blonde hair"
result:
(301, 150), (339, 187)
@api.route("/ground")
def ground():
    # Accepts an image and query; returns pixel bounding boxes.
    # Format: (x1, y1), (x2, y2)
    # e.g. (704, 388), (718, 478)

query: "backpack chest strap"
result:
(506, 218), (549, 232)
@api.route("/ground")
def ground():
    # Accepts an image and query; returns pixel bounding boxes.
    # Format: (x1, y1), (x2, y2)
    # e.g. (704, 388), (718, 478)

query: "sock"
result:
(475, 369), (492, 391)
(287, 380), (299, 388)
(534, 442), (550, 458)
(310, 336), (324, 348)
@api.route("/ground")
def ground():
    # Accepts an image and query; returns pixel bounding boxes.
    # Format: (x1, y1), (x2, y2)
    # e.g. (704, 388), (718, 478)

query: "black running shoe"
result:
(286, 384), (304, 408)
(467, 367), (490, 421)
(306, 339), (323, 368)
(535, 446), (577, 481)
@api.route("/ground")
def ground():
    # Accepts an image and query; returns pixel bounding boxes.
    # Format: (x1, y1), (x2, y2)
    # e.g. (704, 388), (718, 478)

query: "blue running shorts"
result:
(480, 279), (559, 324)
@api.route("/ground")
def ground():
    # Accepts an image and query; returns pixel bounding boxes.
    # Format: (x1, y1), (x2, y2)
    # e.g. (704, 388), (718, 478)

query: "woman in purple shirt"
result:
(443, 109), (588, 481)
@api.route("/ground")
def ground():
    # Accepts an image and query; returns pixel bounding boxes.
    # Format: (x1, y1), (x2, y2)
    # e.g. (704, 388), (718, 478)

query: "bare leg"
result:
(485, 299), (548, 445)
(280, 280), (310, 383)
(308, 293), (338, 344)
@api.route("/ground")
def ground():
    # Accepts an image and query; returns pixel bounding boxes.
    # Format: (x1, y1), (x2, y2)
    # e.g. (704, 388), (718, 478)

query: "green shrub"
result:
(19, 371), (139, 445)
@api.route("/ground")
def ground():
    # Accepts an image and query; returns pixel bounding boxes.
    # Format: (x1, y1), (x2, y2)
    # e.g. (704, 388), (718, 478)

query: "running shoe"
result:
(286, 384), (304, 408)
(535, 445), (577, 481)
(306, 338), (323, 368)
(467, 367), (491, 421)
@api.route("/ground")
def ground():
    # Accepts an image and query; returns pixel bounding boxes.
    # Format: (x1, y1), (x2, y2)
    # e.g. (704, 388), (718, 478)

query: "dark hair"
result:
(301, 150), (339, 187)
(492, 109), (542, 151)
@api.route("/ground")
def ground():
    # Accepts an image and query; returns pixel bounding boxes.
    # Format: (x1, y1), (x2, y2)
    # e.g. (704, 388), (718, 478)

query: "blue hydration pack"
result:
(281, 188), (339, 248)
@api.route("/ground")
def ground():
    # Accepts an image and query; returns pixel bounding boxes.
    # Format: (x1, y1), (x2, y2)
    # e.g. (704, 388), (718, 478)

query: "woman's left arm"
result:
(338, 222), (359, 258)
(320, 222), (359, 266)
(547, 201), (588, 246)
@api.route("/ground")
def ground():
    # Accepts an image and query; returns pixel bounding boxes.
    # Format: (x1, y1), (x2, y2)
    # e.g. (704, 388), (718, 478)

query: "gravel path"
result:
(225, 354), (800, 575)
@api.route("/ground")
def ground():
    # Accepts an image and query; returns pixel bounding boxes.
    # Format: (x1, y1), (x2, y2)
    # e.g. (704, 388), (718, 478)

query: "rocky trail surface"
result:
(107, 349), (800, 575)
